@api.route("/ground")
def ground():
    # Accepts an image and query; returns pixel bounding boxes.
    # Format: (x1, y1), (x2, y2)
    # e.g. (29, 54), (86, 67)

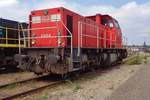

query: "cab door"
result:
(66, 15), (73, 47)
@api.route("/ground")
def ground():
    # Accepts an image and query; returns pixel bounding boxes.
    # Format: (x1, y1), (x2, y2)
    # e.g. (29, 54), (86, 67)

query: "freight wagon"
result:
(15, 7), (127, 76)
(0, 18), (28, 70)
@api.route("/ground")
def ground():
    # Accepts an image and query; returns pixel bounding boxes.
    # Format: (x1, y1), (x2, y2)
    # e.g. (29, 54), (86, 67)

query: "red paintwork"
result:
(29, 7), (122, 49)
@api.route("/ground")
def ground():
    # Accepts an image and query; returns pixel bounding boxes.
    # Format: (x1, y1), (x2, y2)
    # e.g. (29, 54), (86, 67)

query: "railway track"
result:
(2, 81), (62, 100)
(0, 75), (62, 100)
(0, 74), (48, 89)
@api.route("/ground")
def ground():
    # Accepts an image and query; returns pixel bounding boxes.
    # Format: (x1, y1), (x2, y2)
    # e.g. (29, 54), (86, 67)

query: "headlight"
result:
(58, 39), (62, 45)
(31, 40), (36, 44)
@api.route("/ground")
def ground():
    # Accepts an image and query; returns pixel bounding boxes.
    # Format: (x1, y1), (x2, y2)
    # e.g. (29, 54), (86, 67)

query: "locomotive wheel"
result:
(94, 55), (101, 69)
(117, 53), (123, 64)
(102, 53), (111, 68)
(100, 53), (105, 67)
(61, 73), (71, 80)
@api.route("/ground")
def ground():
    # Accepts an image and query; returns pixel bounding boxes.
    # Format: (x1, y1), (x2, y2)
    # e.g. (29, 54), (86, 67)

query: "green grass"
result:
(124, 53), (150, 65)
(6, 83), (20, 89)
(28, 80), (37, 88)
(36, 92), (49, 100)
(65, 80), (82, 92)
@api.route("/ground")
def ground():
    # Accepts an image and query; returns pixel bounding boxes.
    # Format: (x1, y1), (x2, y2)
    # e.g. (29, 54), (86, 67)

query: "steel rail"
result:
(1, 81), (62, 100)
(0, 74), (49, 89)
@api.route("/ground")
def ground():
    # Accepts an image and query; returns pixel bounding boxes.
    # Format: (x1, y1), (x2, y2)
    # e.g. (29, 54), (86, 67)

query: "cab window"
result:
(50, 14), (61, 22)
(114, 21), (120, 29)
(32, 16), (41, 23)
(101, 17), (107, 25)
(101, 18), (114, 28)
(108, 20), (114, 28)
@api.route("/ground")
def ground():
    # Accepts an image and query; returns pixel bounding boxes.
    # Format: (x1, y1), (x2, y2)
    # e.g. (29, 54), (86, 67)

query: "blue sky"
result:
(0, 0), (150, 45)
(70, 0), (149, 7)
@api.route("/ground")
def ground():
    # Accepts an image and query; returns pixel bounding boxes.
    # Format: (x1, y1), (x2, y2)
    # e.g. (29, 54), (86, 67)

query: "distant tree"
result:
(143, 41), (147, 48)
(132, 44), (135, 47)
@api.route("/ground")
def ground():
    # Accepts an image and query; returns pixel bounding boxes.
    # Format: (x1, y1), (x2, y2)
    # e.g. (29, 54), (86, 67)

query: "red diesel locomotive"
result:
(15, 7), (127, 75)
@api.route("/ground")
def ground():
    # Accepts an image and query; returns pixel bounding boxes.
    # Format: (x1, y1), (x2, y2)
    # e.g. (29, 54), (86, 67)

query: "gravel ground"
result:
(0, 53), (148, 100)
(20, 60), (148, 100)
(107, 60), (150, 100)
(0, 72), (35, 85)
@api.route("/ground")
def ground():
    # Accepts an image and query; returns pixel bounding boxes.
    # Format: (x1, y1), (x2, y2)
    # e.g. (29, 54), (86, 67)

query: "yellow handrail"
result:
(0, 38), (23, 40)
(20, 23), (26, 47)
(0, 25), (26, 48)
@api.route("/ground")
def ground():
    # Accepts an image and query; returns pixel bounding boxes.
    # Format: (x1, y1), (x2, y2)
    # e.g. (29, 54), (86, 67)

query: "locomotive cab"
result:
(15, 7), (74, 75)
(30, 8), (64, 47)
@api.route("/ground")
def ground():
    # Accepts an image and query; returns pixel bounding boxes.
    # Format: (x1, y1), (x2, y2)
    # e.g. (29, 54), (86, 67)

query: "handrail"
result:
(78, 21), (100, 52)
(20, 23), (26, 47)
(60, 20), (73, 69)
(0, 38), (24, 40)
(77, 21), (81, 56)
(19, 20), (74, 70)
(0, 26), (19, 31)
(20, 35), (72, 40)
(78, 21), (120, 50)
(0, 25), (26, 48)
(6, 27), (8, 46)
(22, 26), (56, 31)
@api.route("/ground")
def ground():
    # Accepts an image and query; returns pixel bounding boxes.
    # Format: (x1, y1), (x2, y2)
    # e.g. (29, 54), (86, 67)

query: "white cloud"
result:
(0, 0), (150, 45)
(0, 0), (18, 7)
(0, 0), (29, 21)
(63, 1), (150, 45)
